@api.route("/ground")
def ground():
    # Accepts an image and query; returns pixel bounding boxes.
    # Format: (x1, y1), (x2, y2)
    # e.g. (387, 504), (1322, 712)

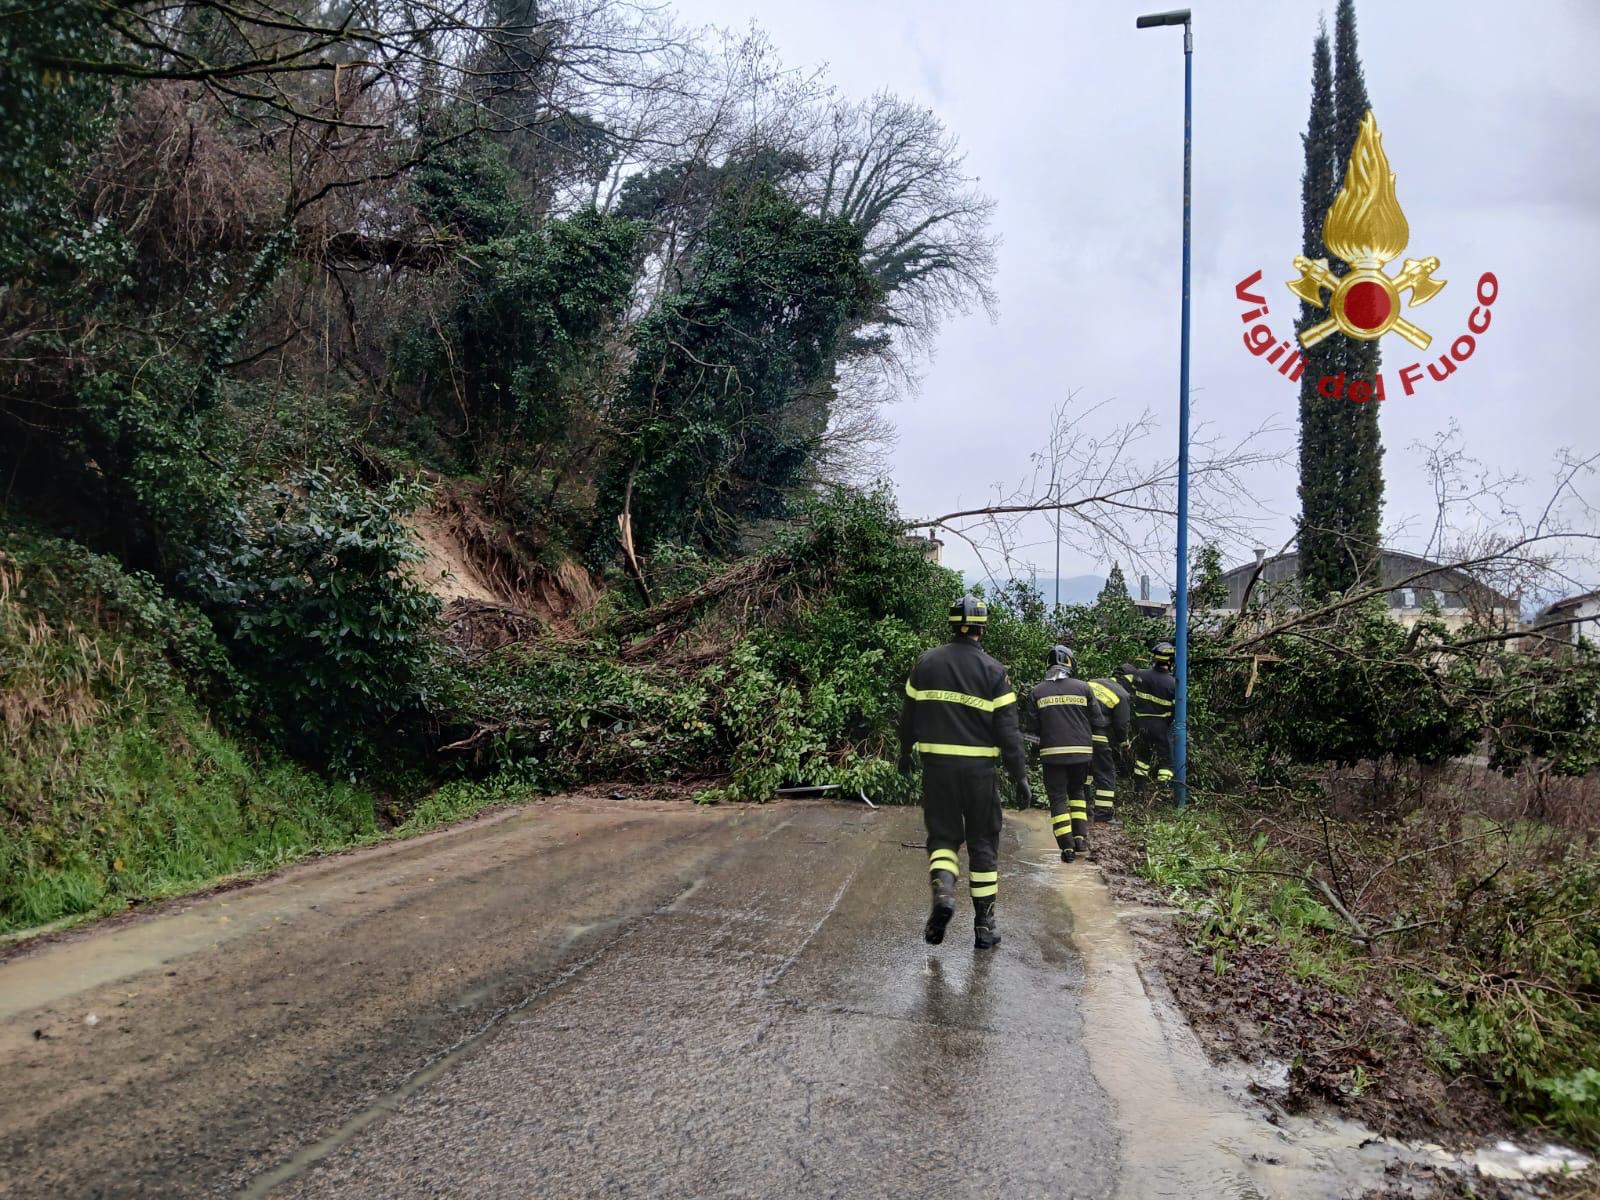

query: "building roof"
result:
(1535, 590), (1600, 619)
(1215, 548), (1516, 612)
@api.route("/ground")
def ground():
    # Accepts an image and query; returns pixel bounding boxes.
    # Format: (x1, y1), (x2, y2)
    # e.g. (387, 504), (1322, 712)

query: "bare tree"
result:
(910, 392), (1285, 591)
(807, 92), (998, 378)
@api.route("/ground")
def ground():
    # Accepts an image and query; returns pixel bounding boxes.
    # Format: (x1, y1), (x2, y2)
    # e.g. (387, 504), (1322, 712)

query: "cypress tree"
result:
(1098, 562), (1130, 605)
(1330, 0), (1383, 582)
(1295, 0), (1384, 597)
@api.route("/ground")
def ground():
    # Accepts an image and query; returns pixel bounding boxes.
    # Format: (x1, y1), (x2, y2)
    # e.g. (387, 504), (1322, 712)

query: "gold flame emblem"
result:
(1288, 111), (1445, 349)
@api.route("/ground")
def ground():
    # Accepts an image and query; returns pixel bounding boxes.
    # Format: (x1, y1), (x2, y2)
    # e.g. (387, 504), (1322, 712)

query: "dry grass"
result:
(0, 552), (118, 749)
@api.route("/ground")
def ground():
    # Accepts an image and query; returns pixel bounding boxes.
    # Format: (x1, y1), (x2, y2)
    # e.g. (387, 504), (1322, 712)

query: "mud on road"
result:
(1, 796), (1588, 1199)
(2, 797), (754, 1197)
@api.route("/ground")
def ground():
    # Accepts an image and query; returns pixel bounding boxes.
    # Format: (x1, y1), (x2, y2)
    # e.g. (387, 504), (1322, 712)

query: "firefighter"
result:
(1087, 667), (1132, 822)
(1130, 642), (1177, 796)
(898, 595), (1031, 950)
(1115, 662), (1140, 797)
(1027, 645), (1106, 863)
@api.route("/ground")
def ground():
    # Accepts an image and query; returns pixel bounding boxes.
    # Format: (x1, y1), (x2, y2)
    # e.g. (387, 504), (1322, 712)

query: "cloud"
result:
(667, 0), (1599, 588)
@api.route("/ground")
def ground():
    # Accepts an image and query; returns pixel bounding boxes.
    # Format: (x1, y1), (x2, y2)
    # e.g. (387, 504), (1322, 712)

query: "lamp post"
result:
(1136, 7), (1191, 809)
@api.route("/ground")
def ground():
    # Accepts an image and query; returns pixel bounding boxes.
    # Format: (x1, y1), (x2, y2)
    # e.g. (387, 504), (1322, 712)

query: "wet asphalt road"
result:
(0, 797), (1119, 1198)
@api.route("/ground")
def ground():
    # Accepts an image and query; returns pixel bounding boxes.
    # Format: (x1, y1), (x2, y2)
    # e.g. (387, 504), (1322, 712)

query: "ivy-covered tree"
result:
(599, 181), (878, 554)
(1295, 0), (1384, 598)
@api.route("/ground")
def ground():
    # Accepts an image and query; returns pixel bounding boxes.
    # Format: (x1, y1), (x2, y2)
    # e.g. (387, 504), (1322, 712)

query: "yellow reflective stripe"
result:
(928, 849), (959, 869)
(1092, 734), (1109, 743)
(948, 614), (988, 623)
(1088, 682), (1120, 707)
(1036, 694), (1088, 707)
(969, 870), (998, 883)
(906, 686), (1009, 712)
(1051, 815), (1073, 828)
(1094, 790), (1116, 798)
(1135, 691), (1174, 707)
(969, 885), (998, 897)
(915, 742), (999, 757)
(1040, 745), (1093, 756)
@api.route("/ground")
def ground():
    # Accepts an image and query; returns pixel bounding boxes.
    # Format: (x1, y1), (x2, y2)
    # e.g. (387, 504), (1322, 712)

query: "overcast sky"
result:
(667, 0), (1600, 592)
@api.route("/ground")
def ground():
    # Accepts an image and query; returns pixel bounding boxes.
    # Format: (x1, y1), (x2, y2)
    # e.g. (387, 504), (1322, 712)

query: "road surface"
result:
(0, 796), (1423, 1199)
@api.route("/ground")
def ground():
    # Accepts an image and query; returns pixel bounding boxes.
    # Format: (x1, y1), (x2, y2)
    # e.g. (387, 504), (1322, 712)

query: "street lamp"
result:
(1136, 7), (1192, 809)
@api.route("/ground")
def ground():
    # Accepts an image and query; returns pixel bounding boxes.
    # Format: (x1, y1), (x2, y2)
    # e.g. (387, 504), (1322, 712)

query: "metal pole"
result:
(1172, 21), (1192, 808)
(1136, 8), (1193, 809)
(1054, 508), (1061, 611)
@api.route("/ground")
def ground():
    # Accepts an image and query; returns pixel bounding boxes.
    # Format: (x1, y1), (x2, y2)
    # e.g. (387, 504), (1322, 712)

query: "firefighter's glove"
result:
(897, 752), (916, 778)
(1015, 780), (1034, 810)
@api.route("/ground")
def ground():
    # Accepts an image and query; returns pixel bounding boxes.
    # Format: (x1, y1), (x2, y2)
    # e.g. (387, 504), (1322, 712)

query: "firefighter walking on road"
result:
(1027, 646), (1106, 863)
(898, 595), (1032, 950)
(1130, 642), (1177, 798)
(1087, 668), (1131, 823)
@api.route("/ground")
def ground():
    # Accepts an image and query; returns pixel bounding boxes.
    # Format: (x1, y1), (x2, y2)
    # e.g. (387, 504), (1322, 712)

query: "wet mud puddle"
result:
(1033, 854), (1591, 1199)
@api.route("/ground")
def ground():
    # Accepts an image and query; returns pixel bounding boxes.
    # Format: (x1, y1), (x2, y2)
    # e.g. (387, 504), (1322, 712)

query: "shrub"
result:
(193, 468), (441, 767)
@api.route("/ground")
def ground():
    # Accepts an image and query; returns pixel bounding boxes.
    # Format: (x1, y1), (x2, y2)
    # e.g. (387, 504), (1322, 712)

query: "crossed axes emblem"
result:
(1288, 255), (1446, 350)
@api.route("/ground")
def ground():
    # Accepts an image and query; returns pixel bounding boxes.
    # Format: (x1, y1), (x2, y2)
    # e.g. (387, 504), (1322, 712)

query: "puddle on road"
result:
(1035, 854), (1592, 1199)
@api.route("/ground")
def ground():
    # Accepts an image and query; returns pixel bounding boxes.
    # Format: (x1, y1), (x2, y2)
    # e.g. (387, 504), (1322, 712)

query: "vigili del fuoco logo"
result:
(1234, 110), (1498, 404)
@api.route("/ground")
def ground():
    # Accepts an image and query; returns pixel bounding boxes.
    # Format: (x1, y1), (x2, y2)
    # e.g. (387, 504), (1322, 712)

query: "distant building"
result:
(1213, 548), (1517, 633)
(1133, 572), (1174, 621)
(903, 530), (944, 565)
(1532, 590), (1600, 648)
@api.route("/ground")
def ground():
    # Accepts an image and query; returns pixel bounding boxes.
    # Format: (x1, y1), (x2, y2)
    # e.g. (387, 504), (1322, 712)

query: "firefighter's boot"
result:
(925, 869), (956, 945)
(1072, 803), (1090, 858)
(1051, 810), (1074, 862)
(973, 897), (1001, 950)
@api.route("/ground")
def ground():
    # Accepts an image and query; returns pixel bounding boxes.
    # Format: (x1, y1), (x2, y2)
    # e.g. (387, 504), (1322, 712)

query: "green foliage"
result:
(439, 646), (721, 788)
(968, 572), (1168, 698)
(969, 579), (1059, 685)
(403, 202), (642, 452)
(1401, 856), (1600, 1143)
(1134, 802), (1600, 1147)
(599, 182), (879, 554)
(1189, 543), (1228, 611)
(0, 2), (112, 279)
(1135, 812), (1341, 952)
(1222, 603), (1478, 769)
(0, 530), (374, 930)
(1296, 7), (1383, 597)
(615, 148), (810, 249)
(701, 489), (954, 801)
(0, 525), (243, 720)
(1483, 647), (1600, 777)
(413, 127), (529, 242)
(441, 487), (951, 803)
(1097, 563), (1130, 605)
(77, 359), (239, 562)
(194, 469), (441, 766)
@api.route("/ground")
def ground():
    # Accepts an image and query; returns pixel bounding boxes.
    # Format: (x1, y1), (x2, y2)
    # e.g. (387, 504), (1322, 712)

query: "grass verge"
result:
(0, 531), (552, 936)
(1105, 800), (1599, 1152)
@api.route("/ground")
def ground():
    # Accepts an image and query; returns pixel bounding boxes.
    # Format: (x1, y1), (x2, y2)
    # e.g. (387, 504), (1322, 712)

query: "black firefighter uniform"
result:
(898, 639), (1030, 916)
(1087, 675), (1131, 819)
(1027, 670), (1107, 853)
(1130, 665), (1177, 787)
